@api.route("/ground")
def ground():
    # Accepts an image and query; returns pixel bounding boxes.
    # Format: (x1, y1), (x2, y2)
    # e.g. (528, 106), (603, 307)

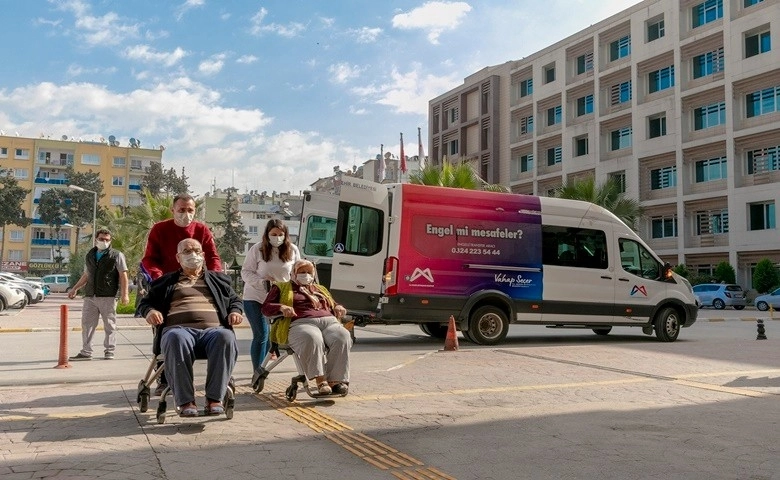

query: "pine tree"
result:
(213, 188), (249, 264)
(0, 170), (32, 265)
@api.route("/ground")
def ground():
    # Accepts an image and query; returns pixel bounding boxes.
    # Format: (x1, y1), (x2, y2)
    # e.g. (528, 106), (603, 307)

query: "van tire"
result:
(654, 307), (680, 342)
(592, 327), (612, 336)
(419, 323), (447, 339)
(468, 306), (509, 345)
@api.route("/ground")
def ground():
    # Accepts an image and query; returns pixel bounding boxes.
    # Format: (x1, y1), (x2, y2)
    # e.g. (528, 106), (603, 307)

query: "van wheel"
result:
(654, 307), (680, 342)
(712, 299), (725, 310)
(419, 323), (447, 339)
(592, 327), (612, 336)
(468, 306), (509, 346)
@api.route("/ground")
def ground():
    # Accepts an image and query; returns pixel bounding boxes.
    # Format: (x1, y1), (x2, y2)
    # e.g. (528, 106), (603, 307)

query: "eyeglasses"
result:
(180, 248), (203, 255)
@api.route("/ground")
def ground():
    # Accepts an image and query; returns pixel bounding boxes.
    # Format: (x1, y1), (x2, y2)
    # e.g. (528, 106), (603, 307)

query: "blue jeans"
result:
(244, 300), (269, 370)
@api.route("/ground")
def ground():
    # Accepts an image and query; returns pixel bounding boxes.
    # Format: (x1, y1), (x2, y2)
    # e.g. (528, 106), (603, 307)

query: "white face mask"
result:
(96, 240), (110, 250)
(296, 273), (314, 285)
(269, 235), (285, 247)
(179, 252), (204, 270)
(174, 211), (195, 227)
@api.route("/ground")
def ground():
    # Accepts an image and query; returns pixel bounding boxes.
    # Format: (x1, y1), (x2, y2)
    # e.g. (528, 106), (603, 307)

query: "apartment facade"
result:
(0, 134), (162, 274)
(429, 0), (779, 289)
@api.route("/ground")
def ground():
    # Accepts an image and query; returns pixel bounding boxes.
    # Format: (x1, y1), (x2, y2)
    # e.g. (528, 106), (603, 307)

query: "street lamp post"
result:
(68, 185), (97, 244)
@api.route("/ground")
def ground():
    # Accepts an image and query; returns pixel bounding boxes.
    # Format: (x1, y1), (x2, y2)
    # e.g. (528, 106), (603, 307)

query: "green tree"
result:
(672, 263), (690, 278)
(65, 166), (105, 257)
(37, 189), (69, 272)
(752, 259), (779, 294)
(0, 170), (32, 264)
(107, 189), (174, 271)
(408, 160), (508, 192)
(140, 162), (165, 198)
(554, 177), (643, 230)
(164, 167), (190, 196)
(213, 188), (248, 264)
(713, 261), (736, 284)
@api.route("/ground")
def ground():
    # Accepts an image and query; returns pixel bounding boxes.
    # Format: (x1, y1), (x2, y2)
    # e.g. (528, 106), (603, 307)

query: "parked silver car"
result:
(754, 287), (780, 312)
(692, 283), (747, 310)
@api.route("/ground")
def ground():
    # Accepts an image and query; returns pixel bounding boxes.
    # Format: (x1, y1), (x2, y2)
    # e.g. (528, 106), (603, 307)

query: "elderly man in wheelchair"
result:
(261, 259), (352, 396)
(138, 238), (243, 418)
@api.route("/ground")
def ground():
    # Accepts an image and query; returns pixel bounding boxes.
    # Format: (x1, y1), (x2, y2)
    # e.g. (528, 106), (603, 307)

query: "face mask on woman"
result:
(296, 273), (314, 285)
(269, 235), (285, 247)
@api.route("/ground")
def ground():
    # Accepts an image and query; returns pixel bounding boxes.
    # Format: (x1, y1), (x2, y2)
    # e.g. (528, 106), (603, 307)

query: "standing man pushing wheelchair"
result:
(138, 238), (243, 417)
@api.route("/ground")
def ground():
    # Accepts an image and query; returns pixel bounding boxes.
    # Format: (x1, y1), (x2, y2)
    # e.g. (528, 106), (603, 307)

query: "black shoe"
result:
(154, 383), (168, 396)
(69, 353), (92, 361)
(331, 383), (349, 395)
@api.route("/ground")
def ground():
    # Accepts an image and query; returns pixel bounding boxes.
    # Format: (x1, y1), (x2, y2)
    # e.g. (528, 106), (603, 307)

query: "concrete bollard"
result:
(756, 319), (767, 340)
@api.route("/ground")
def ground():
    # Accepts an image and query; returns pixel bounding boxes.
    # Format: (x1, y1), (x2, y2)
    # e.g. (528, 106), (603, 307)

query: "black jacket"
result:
(84, 247), (123, 297)
(137, 269), (243, 329)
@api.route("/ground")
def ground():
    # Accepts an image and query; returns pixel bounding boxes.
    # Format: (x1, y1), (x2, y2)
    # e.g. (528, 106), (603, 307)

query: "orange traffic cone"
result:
(443, 315), (459, 351)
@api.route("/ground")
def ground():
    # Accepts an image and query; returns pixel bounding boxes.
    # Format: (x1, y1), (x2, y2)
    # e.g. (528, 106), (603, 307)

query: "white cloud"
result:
(352, 66), (461, 115)
(49, 0), (141, 46)
(66, 64), (118, 78)
(392, 1), (472, 44)
(328, 63), (362, 84)
(236, 55), (259, 64)
(249, 7), (306, 37)
(124, 45), (188, 67)
(199, 54), (226, 75)
(175, 0), (205, 21)
(348, 26), (382, 43)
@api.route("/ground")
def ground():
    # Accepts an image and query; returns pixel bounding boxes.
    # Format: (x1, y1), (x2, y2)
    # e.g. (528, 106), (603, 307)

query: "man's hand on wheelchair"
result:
(145, 310), (164, 326)
(228, 312), (243, 326)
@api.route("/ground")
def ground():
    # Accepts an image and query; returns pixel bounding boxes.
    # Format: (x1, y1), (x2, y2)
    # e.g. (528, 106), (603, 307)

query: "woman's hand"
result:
(280, 305), (296, 317)
(334, 304), (346, 319)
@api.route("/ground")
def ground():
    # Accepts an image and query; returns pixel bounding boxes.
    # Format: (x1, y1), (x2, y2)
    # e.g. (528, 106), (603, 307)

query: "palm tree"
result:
(554, 177), (643, 230)
(408, 159), (508, 192)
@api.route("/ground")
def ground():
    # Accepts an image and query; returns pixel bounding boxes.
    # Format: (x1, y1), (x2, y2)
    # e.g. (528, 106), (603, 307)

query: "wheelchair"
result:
(136, 326), (236, 424)
(251, 318), (349, 402)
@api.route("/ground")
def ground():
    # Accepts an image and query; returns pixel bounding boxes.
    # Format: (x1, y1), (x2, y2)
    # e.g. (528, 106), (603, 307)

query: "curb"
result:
(700, 317), (780, 322)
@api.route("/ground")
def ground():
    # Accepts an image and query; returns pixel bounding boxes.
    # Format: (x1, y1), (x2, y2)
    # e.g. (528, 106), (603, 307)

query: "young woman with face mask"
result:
(241, 219), (300, 374)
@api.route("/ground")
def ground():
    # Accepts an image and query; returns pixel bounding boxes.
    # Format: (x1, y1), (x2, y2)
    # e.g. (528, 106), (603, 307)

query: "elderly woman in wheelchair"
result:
(261, 259), (352, 395)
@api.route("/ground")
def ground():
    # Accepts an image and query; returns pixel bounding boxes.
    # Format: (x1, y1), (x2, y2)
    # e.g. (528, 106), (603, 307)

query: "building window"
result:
(745, 30), (771, 58)
(651, 216), (677, 239)
(15, 148), (30, 159)
(610, 81), (632, 105)
(0, 147), (7, 158)
(746, 86), (779, 117)
(448, 107), (459, 123)
(576, 94), (594, 116)
(449, 139), (459, 155)
(610, 127), (632, 151)
(546, 146), (562, 166)
(520, 115), (533, 135)
(575, 136), (589, 156)
(749, 201), (775, 230)
(609, 171), (626, 193)
(8, 250), (23, 261)
(649, 66), (675, 93)
(113, 157), (126, 167)
(544, 64), (556, 84)
(81, 154), (100, 165)
(747, 145), (780, 174)
(10, 231), (24, 242)
(13, 168), (29, 179)
(648, 114), (667, 138)
(511, 154), (534, 179)
(110, 195), (124, 205)
(651, 166), (677, 190)
(111, 176), (125, 186)
(520, 78), (533, 97)
(247, 225), (258, 236)
(696, 209), (729, 235)
(693, 47), (725, 78)
(695, 156), (727, 182)
(694, 102), (726, 130)
(745, 0), (764, 6)
(576, 52), (594, 75)
(647, 18), (665, 42)
(609, 35), (631, 61)
(692, 0), (723, 28)
(547, 106), (562, 126)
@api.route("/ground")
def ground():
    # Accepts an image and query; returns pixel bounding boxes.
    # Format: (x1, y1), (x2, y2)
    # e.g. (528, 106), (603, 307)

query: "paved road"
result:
(0, 297), (778, 479)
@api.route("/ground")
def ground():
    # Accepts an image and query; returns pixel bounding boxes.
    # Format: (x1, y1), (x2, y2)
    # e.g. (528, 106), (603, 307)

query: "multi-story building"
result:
(0, 134), (162, 274)
(429, 0), (779, 288)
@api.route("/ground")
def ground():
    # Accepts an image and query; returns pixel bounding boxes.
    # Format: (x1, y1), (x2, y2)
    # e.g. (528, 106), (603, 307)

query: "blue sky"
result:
(0, 0), (641, 197)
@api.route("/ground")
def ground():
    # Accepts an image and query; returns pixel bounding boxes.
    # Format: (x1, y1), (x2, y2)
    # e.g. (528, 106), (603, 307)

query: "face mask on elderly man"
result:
(180, 252), (204, 269)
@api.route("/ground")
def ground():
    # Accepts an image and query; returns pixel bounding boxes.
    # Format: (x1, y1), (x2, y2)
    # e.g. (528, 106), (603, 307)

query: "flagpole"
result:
(399, 132), (406, 182)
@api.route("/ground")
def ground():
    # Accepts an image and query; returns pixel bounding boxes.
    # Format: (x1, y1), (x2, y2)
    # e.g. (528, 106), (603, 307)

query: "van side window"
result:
(335, 202), (383, 256)
(619, 238), (660, 279)
(541, 226), (608, 269)
(302, 214), (337, 257)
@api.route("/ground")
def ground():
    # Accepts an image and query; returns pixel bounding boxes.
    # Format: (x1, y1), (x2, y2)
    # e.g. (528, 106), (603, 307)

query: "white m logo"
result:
(409, 268), (434, 283)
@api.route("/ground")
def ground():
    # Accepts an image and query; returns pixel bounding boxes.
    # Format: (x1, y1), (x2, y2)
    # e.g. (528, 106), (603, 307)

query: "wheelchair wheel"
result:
(285, 384), (298, 401)
(224, 381), (235, 420)
(156, 400), (167, 424)
(139, 393), (149, 413)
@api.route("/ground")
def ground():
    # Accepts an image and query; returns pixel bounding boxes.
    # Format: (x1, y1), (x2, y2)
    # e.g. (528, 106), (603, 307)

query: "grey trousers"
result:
(160, 326), (238, 408)
(287, 316), (352, 383)
(79, 296), (118, 356)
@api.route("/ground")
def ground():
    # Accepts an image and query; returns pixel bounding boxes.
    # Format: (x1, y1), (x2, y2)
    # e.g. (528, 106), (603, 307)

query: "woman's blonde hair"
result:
(293, 259), (316, 275)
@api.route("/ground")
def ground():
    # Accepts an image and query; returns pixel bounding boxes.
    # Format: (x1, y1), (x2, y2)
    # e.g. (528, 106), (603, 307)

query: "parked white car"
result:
(0, 283), (27, 311)
(0, 274), (45, 304)
(754, 287), (780, 312)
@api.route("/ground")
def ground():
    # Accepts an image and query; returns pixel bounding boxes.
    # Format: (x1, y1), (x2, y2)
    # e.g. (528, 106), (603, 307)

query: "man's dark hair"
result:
(173, 194), (195, 205)
(96, 228), (112, 238)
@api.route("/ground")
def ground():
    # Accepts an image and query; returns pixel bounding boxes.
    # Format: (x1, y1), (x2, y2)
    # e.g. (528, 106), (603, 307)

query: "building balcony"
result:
(128, 184), (142, 190)
(31, 239), (71, 246)
(35, 159), (73, 167)
(34, 177), (68, 185)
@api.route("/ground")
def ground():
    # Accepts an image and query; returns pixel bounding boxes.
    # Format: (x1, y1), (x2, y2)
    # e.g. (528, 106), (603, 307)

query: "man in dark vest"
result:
(68, 228), (130, 360)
